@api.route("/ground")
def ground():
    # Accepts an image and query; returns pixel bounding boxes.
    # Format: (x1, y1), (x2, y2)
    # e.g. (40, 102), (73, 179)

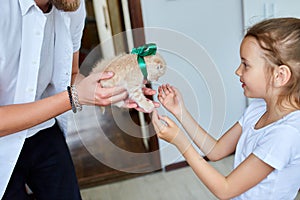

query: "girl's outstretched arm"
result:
(152, 110), (274, 199)
(157, 84), (241, 160)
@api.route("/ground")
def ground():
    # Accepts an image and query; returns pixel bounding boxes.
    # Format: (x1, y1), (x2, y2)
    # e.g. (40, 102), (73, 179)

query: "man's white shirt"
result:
(0, 0), (86, 198)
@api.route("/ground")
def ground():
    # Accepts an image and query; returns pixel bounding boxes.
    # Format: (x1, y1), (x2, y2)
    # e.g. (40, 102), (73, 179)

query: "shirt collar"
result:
(19, 0), (35, 16)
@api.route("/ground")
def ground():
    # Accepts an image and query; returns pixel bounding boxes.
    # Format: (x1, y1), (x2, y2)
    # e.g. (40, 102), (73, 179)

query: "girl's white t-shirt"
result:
(233, 98), (300, 200)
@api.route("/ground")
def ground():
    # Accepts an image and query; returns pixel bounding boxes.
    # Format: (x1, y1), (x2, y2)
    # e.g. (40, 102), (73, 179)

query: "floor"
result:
(67, 105), (160, 189)
(80, 155), (300, 200)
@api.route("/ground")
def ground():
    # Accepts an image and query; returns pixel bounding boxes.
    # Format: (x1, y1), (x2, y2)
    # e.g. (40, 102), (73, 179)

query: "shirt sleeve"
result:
(253, 125), (299, 170)
(69, 0), (86, 52)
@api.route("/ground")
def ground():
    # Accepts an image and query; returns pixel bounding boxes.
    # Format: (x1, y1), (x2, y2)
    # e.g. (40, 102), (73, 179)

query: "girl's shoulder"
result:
(280, 109), (300, 132)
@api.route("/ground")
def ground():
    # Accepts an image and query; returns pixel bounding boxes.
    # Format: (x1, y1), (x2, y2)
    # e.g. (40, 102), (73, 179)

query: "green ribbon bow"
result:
(131, 43), (157, 80)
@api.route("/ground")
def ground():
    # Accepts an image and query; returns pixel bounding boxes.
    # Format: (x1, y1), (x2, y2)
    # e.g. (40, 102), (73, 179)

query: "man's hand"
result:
(76, 71), (128, 106)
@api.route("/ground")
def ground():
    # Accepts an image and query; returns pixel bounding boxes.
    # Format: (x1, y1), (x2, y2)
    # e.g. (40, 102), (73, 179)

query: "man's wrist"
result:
(67, 85), (82, 113)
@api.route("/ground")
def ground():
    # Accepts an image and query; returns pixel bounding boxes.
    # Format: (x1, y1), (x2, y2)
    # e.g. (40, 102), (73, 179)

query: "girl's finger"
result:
(162, 84), (170, 95)
(166, 84), (175, 93)
(158, 90), (166, 99)
(152, 110), (167, 132)
(158, 115), (175, 127)
(157, 94), (164, 103)
(151, 110), (162, 133)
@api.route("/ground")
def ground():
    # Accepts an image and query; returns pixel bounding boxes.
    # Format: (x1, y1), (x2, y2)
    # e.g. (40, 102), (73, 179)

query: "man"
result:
(0, 0), (157, 199)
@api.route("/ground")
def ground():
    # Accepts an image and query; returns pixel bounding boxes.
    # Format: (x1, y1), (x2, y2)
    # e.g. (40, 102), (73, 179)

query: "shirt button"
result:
(36, 31), (41, 36)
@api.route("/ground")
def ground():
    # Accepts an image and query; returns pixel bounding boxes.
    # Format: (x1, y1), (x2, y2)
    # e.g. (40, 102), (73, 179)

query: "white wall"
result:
(140, 0), (246, 168)
(243, 0), (300, 29)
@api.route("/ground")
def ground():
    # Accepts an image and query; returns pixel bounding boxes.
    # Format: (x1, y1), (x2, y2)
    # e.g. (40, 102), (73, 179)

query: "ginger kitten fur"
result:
(91, 53), (166, 112)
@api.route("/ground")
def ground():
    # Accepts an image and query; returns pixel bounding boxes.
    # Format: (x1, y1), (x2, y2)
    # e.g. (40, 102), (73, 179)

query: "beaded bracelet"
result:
(71, 85), (82, 112)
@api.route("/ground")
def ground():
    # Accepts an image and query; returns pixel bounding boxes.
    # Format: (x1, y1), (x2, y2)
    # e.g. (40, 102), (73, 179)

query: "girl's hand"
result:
(157, 84), (185, 117)
(151, 110), (190, 151)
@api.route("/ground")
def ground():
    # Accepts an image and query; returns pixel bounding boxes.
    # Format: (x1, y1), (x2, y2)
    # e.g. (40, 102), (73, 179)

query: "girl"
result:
(152, 17), (300, 199)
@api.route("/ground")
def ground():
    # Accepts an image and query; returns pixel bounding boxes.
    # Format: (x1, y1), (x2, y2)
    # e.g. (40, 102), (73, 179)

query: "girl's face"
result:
(235, 36), (268, 98)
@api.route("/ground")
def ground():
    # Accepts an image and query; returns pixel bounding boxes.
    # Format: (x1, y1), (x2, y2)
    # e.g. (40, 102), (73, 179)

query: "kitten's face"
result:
(146, 54), (166, 82)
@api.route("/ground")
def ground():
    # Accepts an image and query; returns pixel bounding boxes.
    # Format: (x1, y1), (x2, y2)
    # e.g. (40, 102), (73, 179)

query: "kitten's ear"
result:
(152, 53), (166, 65)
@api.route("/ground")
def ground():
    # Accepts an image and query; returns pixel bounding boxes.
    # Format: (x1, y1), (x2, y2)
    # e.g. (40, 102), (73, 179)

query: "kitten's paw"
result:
(139, 101), (155, 113)
(100, 106), (106, 114)
(114, 101), (125, 108)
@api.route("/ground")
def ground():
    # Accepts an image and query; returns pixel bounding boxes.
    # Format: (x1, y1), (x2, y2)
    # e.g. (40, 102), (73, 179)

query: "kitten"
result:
(91, 53), (166, 112)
